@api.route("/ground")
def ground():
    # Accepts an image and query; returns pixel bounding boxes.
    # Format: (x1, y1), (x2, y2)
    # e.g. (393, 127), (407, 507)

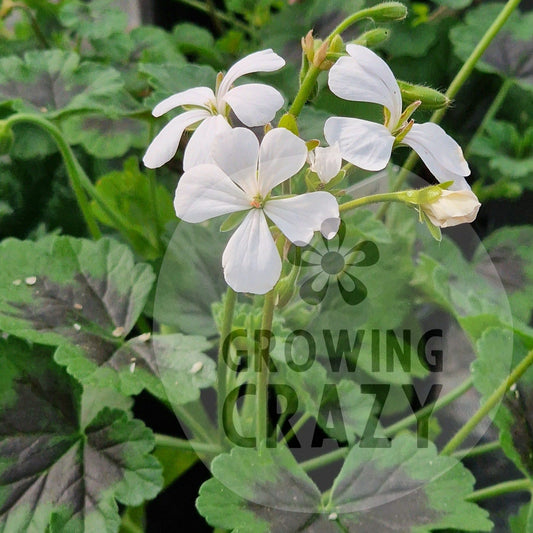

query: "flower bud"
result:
(353, 28), (390, 47)
(0, 120), (14, 155)
(365, 2), (408, 22)
(397, 80), (450, 110)
(421, 189), (481, 228)
(329, 34), (344, 54)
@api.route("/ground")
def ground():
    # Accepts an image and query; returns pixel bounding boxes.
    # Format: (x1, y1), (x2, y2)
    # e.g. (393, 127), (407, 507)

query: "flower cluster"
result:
(144, 46), (480, 294)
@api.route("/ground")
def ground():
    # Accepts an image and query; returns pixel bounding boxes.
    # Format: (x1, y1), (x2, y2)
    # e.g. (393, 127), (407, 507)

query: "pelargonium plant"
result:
(1, 0), (532, 532)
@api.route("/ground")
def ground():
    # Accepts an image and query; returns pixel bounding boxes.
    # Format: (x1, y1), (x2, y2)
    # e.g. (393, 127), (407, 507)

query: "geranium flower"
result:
(324, 44), (471, 190)
(421, 189), (481, 228)
(174, 127), (340, 294)
(143, 49), (285, 170)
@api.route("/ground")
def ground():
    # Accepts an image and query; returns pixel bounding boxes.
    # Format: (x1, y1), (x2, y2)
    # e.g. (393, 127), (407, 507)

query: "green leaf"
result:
(197, 435), (492, 532)
(61, 114), (149, 159)
(0, 236), (216, 403)
(0, 337), (163, 532)
(450, 4), (533, 90)
(154, 221), (227, 336)
(140, 63), (217, 110)
(509, 502), (533, 533)
(91, 157), (175, 259)
(473, 226), (533, 324)
(172, 23), (224, 68)
(0, 50), (137, 118)
(58, 0), (128, 40)
(131, 26), (187, 66)
(472, 328), (533, 477)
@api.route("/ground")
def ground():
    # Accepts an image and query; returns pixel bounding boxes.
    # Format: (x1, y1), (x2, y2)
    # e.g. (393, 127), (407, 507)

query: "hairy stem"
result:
(217, 288), (237, 445)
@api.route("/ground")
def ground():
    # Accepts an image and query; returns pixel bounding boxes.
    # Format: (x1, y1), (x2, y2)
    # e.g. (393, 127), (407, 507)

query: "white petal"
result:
(174, 164), (250, 223)
(264, 192), (340, 247)
(310, 144), (342, 183)
(257, 128), (307, 196)
(224, 83), (284, 127)
(402, 123), (470, 190)
(217, 49), (285, 100)
(152, 87), (215, 117)
(324, 117), (394, 171)
(422, 189), (481, 228)
(211, 127), (259, 197)
(143, 109), (209, 169)
(222, 209), (281, 294)
(183, 115), (232, 171)
(328, 44), (402, 127)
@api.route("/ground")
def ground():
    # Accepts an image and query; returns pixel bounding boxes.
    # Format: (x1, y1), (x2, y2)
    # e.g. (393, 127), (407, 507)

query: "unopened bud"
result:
(301, 30), (315, 63)
(329, 34), (344, 54)
(397, 80), (450, 110)
(313, 40), (332, 69)
(0, 120), (14, 155)
(365, 2), (407, 22)
(354, 28), (390, 47)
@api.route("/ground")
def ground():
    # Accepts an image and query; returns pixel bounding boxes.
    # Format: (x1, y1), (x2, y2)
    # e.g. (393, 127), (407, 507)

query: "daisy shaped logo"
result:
(289, 221), (379, 306)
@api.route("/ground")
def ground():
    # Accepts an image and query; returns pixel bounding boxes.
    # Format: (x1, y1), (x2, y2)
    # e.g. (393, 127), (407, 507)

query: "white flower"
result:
(308, 144), (342, 184)
(174, 127), (340, 294)
(324, 44), (470, 190)
(143, 49), (285, 170)
(422, 189), (481, 228)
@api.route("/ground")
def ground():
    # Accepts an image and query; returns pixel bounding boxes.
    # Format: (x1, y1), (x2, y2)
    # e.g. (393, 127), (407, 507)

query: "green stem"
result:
(154, 433), (222, 454)
(452, 440), (501, 460)
(465, 479), (532, 502)
(464, 77), (513, 158)
(6, 113), (101, 239)
(256, 290), (275, 446)
(301, 447), (348, 472)
(13, 2), (50, 48)
(339, 191), (408, 213)
(384, 376), (474, 437)
(217, 288), (237, 445)
(442, 349), (533, 455)
(287, 64), (321, 118)
(388, 0), (522, 194)
(6, 113), (142, 243)
(279, 412), (311, 446)
(174, 403), (218, 444)
(172, 0), (253, 36)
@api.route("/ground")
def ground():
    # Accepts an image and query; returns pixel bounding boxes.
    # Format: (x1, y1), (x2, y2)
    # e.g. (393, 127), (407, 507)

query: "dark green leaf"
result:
(450, 4), (533, 90)
(0, 337), (162, 532)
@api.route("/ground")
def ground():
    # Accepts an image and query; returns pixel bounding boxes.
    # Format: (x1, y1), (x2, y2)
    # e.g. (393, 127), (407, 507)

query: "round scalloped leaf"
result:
(197, 435), (492, 532)
(0, 236), (215, 403)
(0, 50), (138, 117)
(0, 337), (162, 532)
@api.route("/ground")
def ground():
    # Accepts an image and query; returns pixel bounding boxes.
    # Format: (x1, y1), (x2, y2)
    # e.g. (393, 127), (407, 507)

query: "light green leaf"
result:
(61, 114), (149, 159)
(473, 328), (533, 476)
(90, 157), (175, 259)
(59, 0), (128, 40)
(0, 50), (138, 118)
